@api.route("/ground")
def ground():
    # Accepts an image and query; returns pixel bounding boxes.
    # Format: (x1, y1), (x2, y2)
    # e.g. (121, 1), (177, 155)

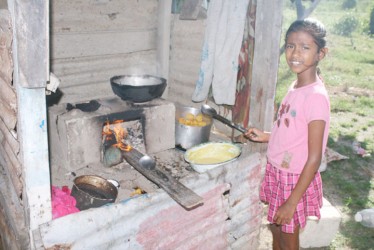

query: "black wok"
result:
(110, 75), (167, 103)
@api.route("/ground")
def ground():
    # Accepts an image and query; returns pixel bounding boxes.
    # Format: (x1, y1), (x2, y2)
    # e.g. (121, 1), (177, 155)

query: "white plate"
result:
(184, 142), (241, 173)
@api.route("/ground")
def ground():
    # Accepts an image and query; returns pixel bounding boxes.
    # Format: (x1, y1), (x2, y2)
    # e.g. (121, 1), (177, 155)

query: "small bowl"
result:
(184, 142), (241, 173)
(110, 74), (167, 103)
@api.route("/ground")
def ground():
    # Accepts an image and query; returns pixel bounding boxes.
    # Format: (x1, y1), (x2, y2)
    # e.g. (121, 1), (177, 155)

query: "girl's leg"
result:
(270, 224), (281, 250)
(270, 224), (300, 250)
(279, 225), (300, 250)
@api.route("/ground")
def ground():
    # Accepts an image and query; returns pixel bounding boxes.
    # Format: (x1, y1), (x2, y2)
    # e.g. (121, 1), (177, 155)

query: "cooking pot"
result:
(110, 74), (167, 103)
(175, 106), (212, 149)
(70, 175), (119, 210)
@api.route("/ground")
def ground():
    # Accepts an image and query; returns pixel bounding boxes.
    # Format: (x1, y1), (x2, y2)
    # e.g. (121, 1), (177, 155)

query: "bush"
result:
(333, 14), (359, 36)
(370, 7), (374, 35)
(342, 0), (357, 9)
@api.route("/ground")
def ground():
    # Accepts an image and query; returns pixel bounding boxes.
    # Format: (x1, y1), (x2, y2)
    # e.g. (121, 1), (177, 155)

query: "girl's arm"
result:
(244, 127), (271, 143)
(273, 120), (326, 225)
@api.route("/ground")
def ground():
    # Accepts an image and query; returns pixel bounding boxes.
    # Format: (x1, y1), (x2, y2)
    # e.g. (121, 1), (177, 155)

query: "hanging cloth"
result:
(232, 0), (256, 127)
(192, 0), (250, 105)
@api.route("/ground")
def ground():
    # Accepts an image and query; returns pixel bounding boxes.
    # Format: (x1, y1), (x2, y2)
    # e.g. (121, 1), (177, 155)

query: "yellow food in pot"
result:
(178, 112), (210, 127)
(185, 113), (195, 121)
(195, 114), (203, 122)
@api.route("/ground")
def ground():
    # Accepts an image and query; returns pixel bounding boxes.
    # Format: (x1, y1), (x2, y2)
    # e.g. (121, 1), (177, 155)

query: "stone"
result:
(300, 197), (342, 248)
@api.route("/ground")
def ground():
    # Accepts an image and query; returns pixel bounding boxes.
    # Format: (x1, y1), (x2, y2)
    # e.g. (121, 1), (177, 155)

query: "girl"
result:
(246, 19), (330, 250)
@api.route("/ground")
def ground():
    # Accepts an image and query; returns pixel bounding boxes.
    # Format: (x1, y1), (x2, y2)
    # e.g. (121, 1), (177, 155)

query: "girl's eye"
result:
(303, 46), (310, 50)
(286, 44), (294, 49)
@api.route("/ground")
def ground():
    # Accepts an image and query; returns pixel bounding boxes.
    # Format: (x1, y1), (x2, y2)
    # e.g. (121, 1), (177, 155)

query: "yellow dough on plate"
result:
(185, 143), (241, 165)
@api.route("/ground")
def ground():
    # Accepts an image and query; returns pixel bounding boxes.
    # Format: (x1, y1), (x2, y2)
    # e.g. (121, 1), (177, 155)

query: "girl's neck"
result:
(294, 73), (318, 88)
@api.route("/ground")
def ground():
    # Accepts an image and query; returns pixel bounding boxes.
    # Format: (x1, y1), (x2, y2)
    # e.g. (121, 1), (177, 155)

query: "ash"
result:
(151, 148), (194, 180)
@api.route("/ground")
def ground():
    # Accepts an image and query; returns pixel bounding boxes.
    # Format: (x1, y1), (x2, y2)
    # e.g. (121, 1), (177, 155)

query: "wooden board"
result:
(13, 0), (48, 88)
(122, 148), (204, 210)
(51, 30), (157, 59)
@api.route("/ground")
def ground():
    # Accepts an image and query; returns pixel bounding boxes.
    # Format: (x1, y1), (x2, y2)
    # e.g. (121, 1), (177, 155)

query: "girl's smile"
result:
(285, 30), (327, 87)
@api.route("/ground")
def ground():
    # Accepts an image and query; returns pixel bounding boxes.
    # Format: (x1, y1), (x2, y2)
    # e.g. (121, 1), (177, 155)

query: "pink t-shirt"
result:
(267, 78), (330, 174)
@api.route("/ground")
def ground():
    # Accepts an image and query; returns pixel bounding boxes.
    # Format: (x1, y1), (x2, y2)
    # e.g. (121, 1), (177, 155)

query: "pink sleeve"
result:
(304, 93), (330, 123)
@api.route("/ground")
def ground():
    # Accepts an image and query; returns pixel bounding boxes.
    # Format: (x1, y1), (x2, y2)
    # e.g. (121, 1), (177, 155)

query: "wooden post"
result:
(8, 0), (52, 231)
(157, 0), (172, 97)
(249, 0), (283, 152)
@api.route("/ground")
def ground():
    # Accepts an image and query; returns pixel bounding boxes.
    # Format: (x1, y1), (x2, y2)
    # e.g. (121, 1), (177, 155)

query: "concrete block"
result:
(300, 197), (342, 248)
(143, 101), (175, 154)
(48, 98), (175, 171)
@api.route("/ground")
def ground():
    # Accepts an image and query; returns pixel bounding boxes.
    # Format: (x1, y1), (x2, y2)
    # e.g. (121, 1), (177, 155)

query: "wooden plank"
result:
(51, 51), (156, 75)
(51, 51), (158, 104)
(0, 164), (29, 250)
(51, 51), (157, 88)
(12, 0), (48, 88)
(50, 0), (158, 33)
(0, 78), (17, 130)
(156, 0), (172, 83)
(0, 100), (16, 131)
(51, 29), (157, 59)
(0, 142), (22, 197)
(0, 9), (13, 84)
(123, 148), (204, 210)
(16, 86), (52, 230)
(248, 0), (283, 152)
(0, 118), (19, 154)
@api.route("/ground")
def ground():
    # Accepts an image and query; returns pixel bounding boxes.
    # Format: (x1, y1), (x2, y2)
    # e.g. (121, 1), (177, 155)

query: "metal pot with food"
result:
(175, 106), (212, 149)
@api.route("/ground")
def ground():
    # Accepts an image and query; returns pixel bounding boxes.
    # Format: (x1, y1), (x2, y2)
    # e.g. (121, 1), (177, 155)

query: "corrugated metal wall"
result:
(50, 0), (159, 104)
(168, 15), (206, 107)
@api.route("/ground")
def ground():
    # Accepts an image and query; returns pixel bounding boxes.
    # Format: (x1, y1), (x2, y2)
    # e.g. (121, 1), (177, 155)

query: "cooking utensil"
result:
(139, 155), (156, 170)
(122, 147), (204, 209)
(66, 100), (101, 112)
(175, 106), (212, 149)
(185, 142), (241, 173)
(71, 175), (118, 211)
(201, 104), (247, 133)
(110, 74), (167, 103)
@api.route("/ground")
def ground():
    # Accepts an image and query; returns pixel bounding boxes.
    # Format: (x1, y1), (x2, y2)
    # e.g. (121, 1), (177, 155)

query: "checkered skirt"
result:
(260, 162), (323, 233)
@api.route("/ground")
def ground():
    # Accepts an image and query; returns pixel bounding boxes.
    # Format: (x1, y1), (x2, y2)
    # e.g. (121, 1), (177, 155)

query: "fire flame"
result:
(102, 120), (132, 151)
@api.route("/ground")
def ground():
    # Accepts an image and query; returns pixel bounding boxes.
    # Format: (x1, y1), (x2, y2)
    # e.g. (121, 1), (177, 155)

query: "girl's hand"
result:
(273, 201), (297, 225)
(244, 127), (270, 143)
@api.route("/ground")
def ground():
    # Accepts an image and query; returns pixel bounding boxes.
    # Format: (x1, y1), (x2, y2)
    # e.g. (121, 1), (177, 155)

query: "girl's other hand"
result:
(244, 127), (270, 143)
(273, 201), (297, 226)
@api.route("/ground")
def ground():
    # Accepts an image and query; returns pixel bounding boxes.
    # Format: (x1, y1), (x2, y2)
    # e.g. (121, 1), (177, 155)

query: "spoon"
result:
(139, 155), (156, 170)
(201, 104), (247, 134)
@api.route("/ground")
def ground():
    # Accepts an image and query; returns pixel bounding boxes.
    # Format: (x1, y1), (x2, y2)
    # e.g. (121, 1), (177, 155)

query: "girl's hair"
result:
(285, 18), (327, 51)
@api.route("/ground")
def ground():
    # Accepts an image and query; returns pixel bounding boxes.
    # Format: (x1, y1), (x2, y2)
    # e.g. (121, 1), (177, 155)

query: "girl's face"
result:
(285, 31), (325, 76)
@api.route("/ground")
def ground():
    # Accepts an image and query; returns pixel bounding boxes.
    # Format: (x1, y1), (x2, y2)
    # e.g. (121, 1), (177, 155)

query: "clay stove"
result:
(43, 95), (265, 249)
(47, 96), (189, 201)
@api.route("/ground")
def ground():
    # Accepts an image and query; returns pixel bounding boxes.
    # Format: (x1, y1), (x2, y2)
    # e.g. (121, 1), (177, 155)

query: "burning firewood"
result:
(102, 120), (132, 167)
(101, 120), (203, 209)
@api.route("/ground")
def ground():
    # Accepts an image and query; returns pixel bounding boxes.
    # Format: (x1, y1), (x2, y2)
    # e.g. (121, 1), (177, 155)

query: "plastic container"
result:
(354, 208), (374, 228)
